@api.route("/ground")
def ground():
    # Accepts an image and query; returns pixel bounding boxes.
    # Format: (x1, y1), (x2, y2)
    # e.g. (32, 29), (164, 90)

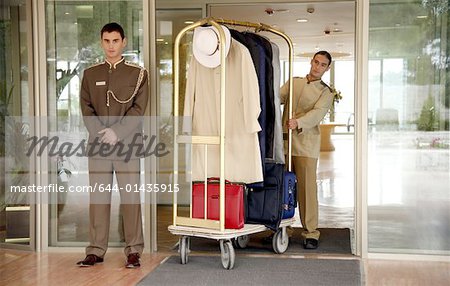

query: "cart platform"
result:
(169, 218), (296, 269)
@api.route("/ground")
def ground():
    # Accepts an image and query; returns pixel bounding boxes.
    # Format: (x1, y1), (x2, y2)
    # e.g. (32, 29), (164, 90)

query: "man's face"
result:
(101, 31), (126, 62)
(309, 54), (331, 79)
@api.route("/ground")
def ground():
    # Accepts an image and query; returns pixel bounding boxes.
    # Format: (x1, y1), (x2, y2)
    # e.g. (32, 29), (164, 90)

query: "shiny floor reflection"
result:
(368, 131), (450, 254)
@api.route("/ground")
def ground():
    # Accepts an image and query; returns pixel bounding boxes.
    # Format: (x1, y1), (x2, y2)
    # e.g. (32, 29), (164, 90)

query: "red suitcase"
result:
(192, 178), (244, 229)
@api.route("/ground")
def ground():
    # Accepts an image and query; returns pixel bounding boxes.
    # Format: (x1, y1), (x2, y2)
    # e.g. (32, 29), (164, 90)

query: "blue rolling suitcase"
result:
(282, 170), (297, 219)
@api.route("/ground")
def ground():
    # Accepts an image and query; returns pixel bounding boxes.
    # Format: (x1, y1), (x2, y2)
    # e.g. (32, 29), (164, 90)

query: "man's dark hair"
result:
(314, 50), (332, 66)
(100, 22), (125, 39)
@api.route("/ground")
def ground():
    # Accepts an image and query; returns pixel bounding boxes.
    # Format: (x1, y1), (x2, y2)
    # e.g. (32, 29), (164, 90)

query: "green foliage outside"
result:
(417, 96), (439, 131)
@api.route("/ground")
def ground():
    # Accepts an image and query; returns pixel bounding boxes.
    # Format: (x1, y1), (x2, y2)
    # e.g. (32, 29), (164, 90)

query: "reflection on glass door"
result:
(368, 1), (450, 255)
(0, 0), (32, 248)
(44, 0), (144, 246)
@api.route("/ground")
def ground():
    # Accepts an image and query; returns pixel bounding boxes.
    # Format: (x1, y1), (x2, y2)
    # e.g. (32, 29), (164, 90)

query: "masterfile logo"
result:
(6, 116), (178, 162)
(26, 133), (169, 162)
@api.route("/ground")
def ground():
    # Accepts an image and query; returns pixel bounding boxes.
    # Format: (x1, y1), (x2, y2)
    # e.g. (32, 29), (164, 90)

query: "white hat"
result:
(193, 25), (231, 68)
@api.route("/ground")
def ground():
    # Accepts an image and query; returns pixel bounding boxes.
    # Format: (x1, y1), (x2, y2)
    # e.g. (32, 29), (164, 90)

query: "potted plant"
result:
(329, 85), (343, 122)
(56, 155), (72, 215)
(0, 82), (32, 242)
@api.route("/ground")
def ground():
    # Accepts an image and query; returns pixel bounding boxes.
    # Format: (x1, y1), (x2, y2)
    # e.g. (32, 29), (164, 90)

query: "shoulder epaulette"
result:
(85, 61), (105, 70)
(125, 61), (147, 71)
(320, 80), (333, 92)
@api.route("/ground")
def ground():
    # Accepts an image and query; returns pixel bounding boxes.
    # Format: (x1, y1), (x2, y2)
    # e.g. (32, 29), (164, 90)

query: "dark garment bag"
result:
(246, 163), (284, 230)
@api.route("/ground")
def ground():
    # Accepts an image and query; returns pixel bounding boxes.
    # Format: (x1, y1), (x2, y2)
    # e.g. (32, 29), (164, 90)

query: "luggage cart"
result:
(168, 218), (295, 269)
(168, 17), (296, 270)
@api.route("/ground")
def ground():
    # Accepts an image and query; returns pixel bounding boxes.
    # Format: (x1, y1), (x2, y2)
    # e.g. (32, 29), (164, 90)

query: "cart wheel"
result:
(272, 227), (289, 254)
(179, 236), (189, 264)
(219, 240), (235, 270)
(232, 235), (249, 249)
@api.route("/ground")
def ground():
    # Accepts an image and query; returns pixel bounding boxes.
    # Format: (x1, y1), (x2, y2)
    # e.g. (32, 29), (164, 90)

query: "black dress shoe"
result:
(303, 238), (319, 249)
(126, 253), (140, 268)
(76, 254), (104, 267)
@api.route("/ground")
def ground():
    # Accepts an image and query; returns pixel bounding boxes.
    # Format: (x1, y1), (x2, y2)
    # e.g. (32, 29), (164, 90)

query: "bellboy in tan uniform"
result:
(77, 23), (148, 268)
(280, 51), (333, 249)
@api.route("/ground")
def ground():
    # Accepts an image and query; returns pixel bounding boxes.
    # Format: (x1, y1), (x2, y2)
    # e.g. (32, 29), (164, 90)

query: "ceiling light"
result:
(296, 18), (308, 23)
(416, 15), (428, 19)
(156, 38), (164, 42)
(184, 20), (194, 24)
(65, 12), (70, 15)
(265, 8), (290, 15)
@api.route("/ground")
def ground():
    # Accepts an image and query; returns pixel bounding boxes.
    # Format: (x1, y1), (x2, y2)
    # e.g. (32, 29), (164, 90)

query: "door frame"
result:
(149, 0), (367, 257)
(355, 0), (369, 258)
(0, 0), (37, 252)
(27, 0), (370, 258)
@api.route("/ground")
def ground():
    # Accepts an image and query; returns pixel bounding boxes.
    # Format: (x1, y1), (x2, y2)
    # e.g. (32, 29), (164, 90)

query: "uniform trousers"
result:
(292, 156), (320, 240)
(86, 158), (144, 258)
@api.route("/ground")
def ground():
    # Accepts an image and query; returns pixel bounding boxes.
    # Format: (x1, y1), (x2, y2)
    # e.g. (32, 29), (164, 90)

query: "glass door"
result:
(209, 2), (357, 253)
(44, 0), (144, 247)
(368, 0), (450, 255)
(0, 0), (34, 249)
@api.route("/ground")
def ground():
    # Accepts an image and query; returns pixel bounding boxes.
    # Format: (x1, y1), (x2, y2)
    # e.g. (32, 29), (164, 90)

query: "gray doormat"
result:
(177, 228), (352, 254)
(138, 256), (362, 286)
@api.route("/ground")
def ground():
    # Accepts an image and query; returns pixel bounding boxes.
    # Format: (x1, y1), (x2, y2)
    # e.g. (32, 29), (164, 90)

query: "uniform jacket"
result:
(280, 77), (333, 159)
(184, 39), (263, 184)
(80, 58), (149, 160)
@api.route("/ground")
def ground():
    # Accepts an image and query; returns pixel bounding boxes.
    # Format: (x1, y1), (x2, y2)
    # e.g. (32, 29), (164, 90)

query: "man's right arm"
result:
(79, 71), (104, 135)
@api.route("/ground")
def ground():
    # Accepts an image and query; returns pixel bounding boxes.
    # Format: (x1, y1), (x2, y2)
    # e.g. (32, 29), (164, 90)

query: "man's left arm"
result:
(109, 69), (149, 141)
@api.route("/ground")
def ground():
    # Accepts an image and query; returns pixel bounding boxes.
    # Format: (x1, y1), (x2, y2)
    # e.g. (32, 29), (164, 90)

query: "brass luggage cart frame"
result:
(168, 17), (295, 269)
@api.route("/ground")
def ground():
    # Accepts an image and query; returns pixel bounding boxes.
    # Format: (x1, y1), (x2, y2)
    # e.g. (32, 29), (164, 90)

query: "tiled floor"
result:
(2, 132), (450, 285)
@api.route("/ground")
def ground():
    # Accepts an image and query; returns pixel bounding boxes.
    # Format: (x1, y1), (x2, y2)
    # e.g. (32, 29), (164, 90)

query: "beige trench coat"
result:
(184, 40), (263, 184)
(280, 77), (333, 159)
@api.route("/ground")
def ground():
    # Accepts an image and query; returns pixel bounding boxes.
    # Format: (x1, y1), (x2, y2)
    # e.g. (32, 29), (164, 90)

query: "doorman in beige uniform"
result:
(280, 51), (333, 249)
(77, 23), (148, 267)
